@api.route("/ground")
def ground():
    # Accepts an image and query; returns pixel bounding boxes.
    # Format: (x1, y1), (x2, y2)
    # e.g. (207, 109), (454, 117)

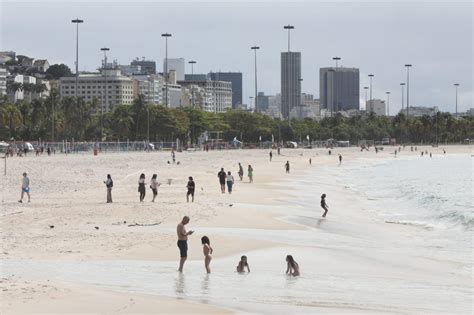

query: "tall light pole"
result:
(298, 78), (303, 119)
(283, 24), (294, 126)
(161, 33), (172, 107)
(100, 47), (109, 140)
(368, 74), (374, 113)
(71, 18), (83, 100)
(385, 91), (391, 116)
(188, 60), (196, 108)
(454, 83), (460, 118)
(400, 83), (405, 112)
(363, 86), (369, 109)
(405, 64), (412, 117)
(332, 57), (341, 111)
(328, 69), (335, 117)
(251, 46), (260, 112)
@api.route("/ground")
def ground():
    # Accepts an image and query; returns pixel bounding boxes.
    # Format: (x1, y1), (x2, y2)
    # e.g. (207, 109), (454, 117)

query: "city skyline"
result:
(1, 1), (472, 114)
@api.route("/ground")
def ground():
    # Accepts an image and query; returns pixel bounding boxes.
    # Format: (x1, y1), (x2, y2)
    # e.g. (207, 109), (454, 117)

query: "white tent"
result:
(25, 142), (34, 151)
(0, 141), (9, 147)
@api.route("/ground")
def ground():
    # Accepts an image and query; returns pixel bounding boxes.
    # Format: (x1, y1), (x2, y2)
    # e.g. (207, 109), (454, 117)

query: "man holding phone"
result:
(177, 216), (194, 272)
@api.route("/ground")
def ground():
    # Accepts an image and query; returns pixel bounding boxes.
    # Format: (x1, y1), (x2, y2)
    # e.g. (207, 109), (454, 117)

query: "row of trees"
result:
(0, 93), (472, 144)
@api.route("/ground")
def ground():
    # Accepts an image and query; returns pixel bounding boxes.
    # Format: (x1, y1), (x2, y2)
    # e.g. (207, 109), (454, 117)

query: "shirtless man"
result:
(177, 216), (194, 272)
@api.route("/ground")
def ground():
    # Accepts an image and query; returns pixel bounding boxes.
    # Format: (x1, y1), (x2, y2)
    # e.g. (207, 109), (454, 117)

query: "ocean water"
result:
(2, 153), (472, 314)
(328, 154), (473, 232)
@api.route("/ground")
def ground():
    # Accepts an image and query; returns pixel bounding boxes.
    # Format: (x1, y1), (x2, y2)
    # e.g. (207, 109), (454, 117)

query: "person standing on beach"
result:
(150, 174), (160, 202)
(285, 161), (290, 174)
(269, 151), (273, 161)
(186, 176), (195, 203)
(309, 158), (312, 165)
(138, 173), (146, 202)
(320, 193), (329, 217)
(338, 154), (342, 165)
(218, 168), (226, 193)
(226, 171), (234, 194)
(286, 255), (300, 276)
(104, 174), (113, 203)
(201, 236), (213, 273)
(248, 165), (254, 183)
(18, 172), (30, 203)
(238, 163), (244, 181)
(177, 216), (194, 272)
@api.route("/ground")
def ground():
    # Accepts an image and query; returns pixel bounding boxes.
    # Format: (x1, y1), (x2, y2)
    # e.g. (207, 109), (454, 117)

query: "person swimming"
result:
(236, 255), (250, 273)
(286, 255), (300, 277)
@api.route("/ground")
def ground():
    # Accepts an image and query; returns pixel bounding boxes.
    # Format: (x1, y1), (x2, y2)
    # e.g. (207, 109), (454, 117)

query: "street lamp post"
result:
(100, 47), (109, 140)
(283, 24), (294, 126)
(363, 86), (369, 110)
(368, 74), (374, 113)
(251, 46), (260, 112)
(400, 83), (405, 112)
(298, 78), (303, 119)
(454, 83), (460, 118)
(332, 57), (341, 112)
(71, 18), (84, 99)
(405, 64), (412, 117)
(385, 91), (391, 116)
(161, 33), (172, 107)
(188, 60), (196, 108)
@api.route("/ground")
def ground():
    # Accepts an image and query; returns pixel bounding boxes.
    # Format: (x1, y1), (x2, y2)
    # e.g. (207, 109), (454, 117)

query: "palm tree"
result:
(3, 104), (23, 138)
(111, 105), (134, 140)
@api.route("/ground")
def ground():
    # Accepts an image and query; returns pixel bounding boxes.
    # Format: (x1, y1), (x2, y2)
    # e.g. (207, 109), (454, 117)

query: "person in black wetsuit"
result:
(320, 193), (329, 217)
(217, 168), (226, 193)
(186, 176), (195, 202)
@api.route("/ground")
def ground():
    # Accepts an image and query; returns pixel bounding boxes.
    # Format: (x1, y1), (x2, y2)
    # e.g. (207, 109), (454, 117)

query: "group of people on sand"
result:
(218, 164), (254, 194)
(177, 216), (300, 276)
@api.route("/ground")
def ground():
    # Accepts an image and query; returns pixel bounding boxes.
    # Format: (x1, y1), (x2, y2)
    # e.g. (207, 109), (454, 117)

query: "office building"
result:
(164, 58), (185, 81)
(320, 67), (359, 112)
(179, 79), (232, 112)
(209, 72), (242, 108)
(131, 58), (156, 75)
(281, 52), (301, 119)
(59, 68), (134, 111)
(256, 92), (270, 112)
(366, 99), (386, 116)
(185, 74), (208, 81)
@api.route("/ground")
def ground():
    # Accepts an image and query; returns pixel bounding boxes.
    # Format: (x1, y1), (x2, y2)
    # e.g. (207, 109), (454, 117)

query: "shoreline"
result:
(1, 145), (472, 314)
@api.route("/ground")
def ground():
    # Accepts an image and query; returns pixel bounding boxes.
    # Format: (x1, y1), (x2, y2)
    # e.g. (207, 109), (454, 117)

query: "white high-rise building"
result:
(0, 67), (7, 96)
(59, 69), (134, 112)
(6, 74), (24, 101)
(164, 58), (185, 81)
(133, 74), (164, 105)
(179, 79), (232, 112)
(366, 99), (386, 116)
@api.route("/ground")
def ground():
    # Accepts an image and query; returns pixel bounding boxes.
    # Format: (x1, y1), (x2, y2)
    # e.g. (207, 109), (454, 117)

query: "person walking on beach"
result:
(150, 174), (160, 202)
(269, 151), (273, 161)
(177, 216), (194, 272)
(338, 154), (342, 165)
(320, 193), (329, 217)
(236, 255), (250, 273)
(286, 255), (300, 277)
(104, 174), (113, 203)
(285, 161), (290, 174)
(248, 165), (254, 183)
(218, 168), (226, 193)
(138, 173), (146, 202)
(186, 176), (195, 203)
(226, 171), (234, 194)
(18, 172), (30, 203)
(309, 158), (312, 165)
(201, 236), (213, 273)
(238, 163), (244, 181)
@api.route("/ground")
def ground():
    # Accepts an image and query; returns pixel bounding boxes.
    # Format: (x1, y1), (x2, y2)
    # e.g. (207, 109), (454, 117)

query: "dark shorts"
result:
(152, 188), (157, 196)
(187, 189), (194, 196)
(177, 240), (188, 257)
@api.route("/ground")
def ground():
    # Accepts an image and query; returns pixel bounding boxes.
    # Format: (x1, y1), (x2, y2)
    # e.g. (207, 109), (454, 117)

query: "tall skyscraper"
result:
(281, 52), (301, 119)
(164, 58), (185, 81)
(209, 72), (242, 108)
(319, 67), (359, 112)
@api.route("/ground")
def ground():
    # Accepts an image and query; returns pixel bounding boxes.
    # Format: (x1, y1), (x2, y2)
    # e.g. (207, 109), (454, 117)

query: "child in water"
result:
(236, 255), (251, 273)
(201, 236), (213, 273)
(286, 255), (300, 276)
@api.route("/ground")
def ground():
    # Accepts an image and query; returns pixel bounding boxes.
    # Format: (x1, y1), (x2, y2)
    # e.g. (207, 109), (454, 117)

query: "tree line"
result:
(0, 93), (472, 144)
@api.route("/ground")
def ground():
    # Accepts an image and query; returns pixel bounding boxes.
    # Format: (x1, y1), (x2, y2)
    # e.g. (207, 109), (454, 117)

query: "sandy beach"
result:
(1, 145), (472, 314)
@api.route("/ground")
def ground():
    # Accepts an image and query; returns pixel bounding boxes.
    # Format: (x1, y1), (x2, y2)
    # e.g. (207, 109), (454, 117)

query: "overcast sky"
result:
(1, 0), (472, 114)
